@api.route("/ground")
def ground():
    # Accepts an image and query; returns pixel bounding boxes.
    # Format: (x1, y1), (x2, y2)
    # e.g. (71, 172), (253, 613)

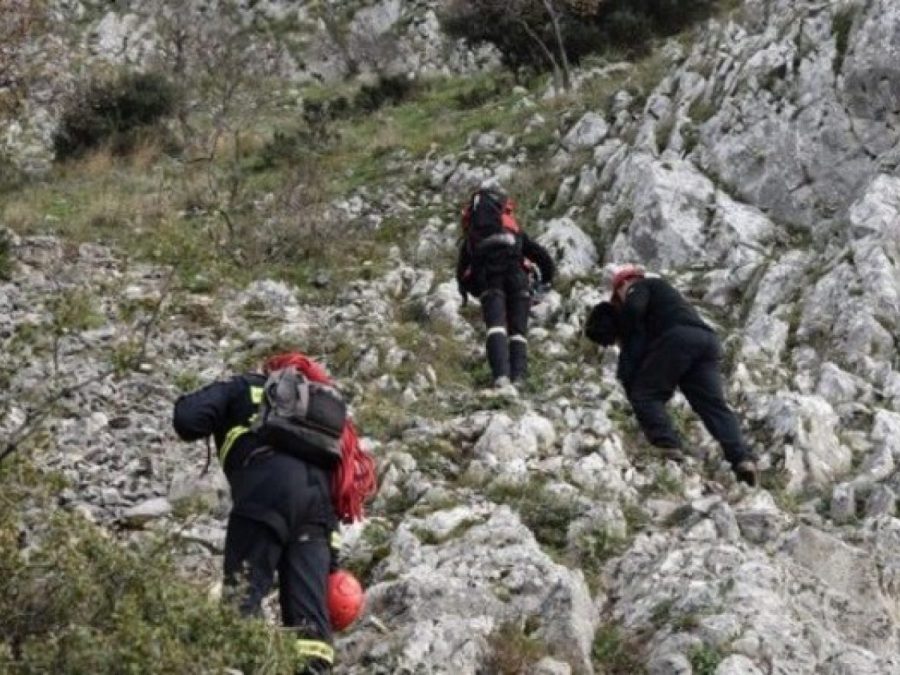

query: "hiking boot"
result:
(733, 459), (759, 487)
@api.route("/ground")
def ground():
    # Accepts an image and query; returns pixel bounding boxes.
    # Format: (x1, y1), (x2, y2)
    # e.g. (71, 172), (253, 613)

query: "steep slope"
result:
(3, 1), (900, 674)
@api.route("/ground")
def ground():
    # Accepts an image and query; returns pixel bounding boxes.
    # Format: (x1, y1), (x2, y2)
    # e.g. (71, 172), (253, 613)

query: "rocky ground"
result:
(3, 0), (900, 673)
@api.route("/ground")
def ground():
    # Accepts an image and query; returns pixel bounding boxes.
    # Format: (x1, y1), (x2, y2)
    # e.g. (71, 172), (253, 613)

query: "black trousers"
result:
(223, 451), (335, 667)
(479, 265), (531, 381)
(627, 326), (751, 466)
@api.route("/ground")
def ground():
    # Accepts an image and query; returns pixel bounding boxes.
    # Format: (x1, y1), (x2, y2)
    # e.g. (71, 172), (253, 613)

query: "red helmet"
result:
(328, 570), (365, 631)
(611, 264), (645, 292)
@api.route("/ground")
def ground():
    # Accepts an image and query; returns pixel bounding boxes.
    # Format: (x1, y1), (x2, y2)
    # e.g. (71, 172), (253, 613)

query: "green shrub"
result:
(0, 229), (12, 281)
(54, 71), (178, 160)
(484, 622), (548, 674)
(0, 459), (296, 674)
(440, 0), (724, 76)
(354, 74), (418, 113)
(592, 623), (646, 674)
(689, 644), (723, 675)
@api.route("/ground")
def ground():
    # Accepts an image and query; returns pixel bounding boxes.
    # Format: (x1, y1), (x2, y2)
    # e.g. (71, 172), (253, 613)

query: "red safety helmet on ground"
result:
(328, 569), (365, 631)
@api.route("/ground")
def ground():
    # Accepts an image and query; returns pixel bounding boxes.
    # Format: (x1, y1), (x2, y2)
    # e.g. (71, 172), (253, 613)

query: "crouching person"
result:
(592, 266), (758, 486)
(173, 351), (376, 674)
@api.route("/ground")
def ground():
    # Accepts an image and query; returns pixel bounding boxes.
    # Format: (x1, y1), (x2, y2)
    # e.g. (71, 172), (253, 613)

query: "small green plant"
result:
(111, 338), (144, 376)
(173, 370), (202, 393)
(50, 288), (105, 335)
(488, 480), (583, 552)
(592, 623), (646, 674)
(484, 622), (548, 675)
(689, 644), (724, 675)
(0, 229), (13, 280)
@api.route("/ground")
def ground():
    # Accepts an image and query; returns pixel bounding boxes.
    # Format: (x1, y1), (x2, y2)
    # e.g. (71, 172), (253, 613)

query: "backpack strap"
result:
(295, 377), (310, 419)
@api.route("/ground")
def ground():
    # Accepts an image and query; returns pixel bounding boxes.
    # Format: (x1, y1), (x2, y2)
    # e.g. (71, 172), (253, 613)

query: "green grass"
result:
(592, 623), (646, 674)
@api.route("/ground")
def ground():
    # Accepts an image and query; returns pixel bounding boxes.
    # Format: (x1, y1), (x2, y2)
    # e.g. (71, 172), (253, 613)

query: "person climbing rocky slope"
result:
(3, 0), (900, 673)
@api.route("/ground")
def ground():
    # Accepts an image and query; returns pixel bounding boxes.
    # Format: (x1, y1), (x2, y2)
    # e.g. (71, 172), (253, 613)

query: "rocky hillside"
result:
(3, 0), (900, 673)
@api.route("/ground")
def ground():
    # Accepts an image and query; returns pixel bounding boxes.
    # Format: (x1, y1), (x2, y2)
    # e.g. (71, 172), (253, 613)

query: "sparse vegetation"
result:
(689, 644), (724, 675)
(0, 459), (296, 674)
(592, 623), (646, 674)
(0, 229), (13, 280)
(53, 71), (178, 160)
(832, 7), (856, 75)
(485, 621), (549, 674)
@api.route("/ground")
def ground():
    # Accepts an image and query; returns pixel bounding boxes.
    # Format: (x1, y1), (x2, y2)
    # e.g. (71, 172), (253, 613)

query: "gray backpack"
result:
(252, 367), (347, 468)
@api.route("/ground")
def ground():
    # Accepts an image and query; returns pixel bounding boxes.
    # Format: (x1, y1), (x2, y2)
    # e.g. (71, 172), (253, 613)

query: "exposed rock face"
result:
(6, 0), (900, 673)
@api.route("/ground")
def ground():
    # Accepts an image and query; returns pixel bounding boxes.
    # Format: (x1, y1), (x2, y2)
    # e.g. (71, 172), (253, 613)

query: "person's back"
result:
(173, 352), (375, 675)
(619, 276), (711, 345)
(455, 188), (555, 389)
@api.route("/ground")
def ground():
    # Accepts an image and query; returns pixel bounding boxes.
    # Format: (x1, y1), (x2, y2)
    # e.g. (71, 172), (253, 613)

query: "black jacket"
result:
(617, 277), (713, 388)
(456, 232), (556, 298)
(173, 373), (337, 540)
(173, 373), (267, 476)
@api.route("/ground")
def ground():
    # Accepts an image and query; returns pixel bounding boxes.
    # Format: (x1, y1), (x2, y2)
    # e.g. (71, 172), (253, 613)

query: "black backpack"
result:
(462, 189), (522, 255)
(252, 367), (347, 468)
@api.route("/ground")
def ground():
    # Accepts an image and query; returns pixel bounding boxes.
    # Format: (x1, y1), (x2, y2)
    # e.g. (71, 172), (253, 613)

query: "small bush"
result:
(54, 71), (178, 160)
(0, 229), (13, 281)
(440, 0), (725, 76)
(354, 74), (418, 113)
(484, 622), (548, 675)
(0, 460), (296, 674)
(592, 623), (646, 674)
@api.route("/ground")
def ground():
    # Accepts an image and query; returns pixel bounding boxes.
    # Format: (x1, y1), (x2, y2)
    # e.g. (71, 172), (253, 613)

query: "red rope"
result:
(264, 352), (377, 523)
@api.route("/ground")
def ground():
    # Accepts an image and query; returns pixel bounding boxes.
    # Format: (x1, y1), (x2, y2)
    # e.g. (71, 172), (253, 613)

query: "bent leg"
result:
(628, 340), (694, 449)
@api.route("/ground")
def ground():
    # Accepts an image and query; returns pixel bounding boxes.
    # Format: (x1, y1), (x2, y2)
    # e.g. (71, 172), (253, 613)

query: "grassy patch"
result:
(0, 229), (12, 280)
(689, 644), (724, 675)
(592, 623), (646, 674)
(50, 287), (105, 335)
(484, 622), (549, 675)
(487, 479), (582, 552)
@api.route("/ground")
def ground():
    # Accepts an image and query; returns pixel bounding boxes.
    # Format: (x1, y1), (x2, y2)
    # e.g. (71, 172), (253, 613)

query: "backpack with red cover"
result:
(461, 188), (522, 255)
(264, 353), (377, 524)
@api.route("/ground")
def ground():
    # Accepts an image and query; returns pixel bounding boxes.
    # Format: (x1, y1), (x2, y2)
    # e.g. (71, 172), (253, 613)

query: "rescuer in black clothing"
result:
(173, 357), (339, 675)
(610, 266), (758, 486)
(456, 189), (556, 388)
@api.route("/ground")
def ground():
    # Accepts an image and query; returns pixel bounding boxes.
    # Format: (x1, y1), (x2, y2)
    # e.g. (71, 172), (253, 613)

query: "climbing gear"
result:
(253, 366), (347, 469)
(611, 264), (645, 292)
(264, 353), (377, 524)
(461, 188), (522, 255)
(328, 569), (364, 631)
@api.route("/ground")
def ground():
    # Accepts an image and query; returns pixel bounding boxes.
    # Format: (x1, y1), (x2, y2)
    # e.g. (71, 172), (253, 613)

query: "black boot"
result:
(486, 329), (510, 382)
(509, 336), (528, 383)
